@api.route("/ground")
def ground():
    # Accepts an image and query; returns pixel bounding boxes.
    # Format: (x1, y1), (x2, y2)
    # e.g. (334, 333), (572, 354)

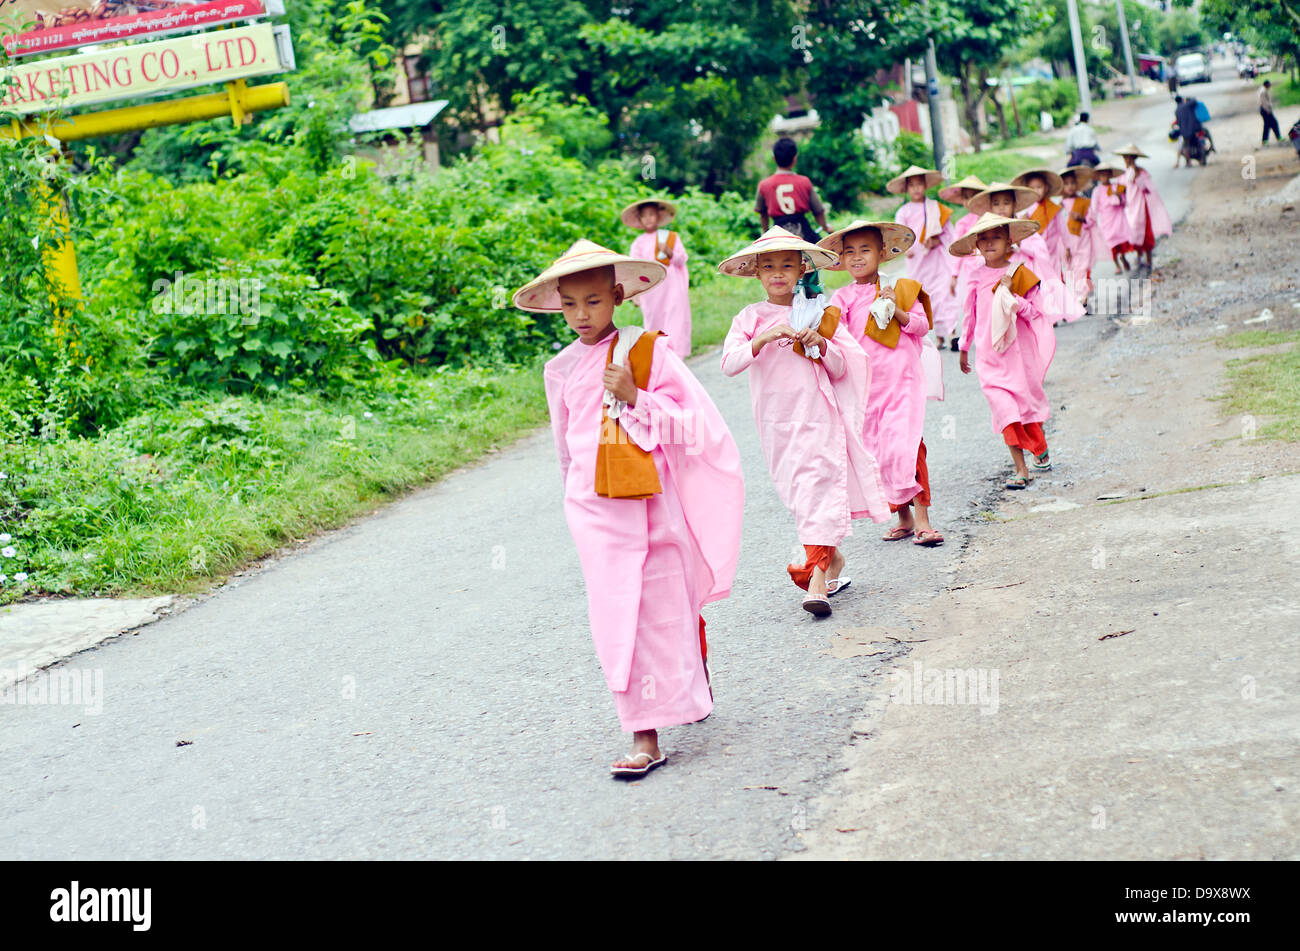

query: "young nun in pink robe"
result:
(952, 214), (1055, 488)
(1058, 166), (1099, 309)
(1116, 145), (1172, 270)
(970, 181), (1084, 325)
(939, 176), (987, 350)
(718, 227), (889, 618)
(889, 165), (962, 346)
(1091, 162), (1134, 273)
(622, 198), (693, 356)
(1012, 168), (1068, 274)
(820, 220), (944, 547)
(517, 240), (744, 779)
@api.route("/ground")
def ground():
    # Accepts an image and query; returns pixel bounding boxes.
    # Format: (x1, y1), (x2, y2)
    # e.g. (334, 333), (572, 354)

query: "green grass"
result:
(1260, 72), (1300, 108)
(954, 150), (1045, 188)
(1215, 330), (1300, 441)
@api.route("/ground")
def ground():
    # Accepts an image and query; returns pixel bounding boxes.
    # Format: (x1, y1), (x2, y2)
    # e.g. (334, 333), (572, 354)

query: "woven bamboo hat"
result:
(1058, 164), (1096, 188)
(513, 240), (666, 312)
(816, 219), (915, 267)
(886, 164), (944, 194)
(947, 213), (1040, 257)
(619, 196), (678, 229)
(1113, 143), (1149, 158)
(717, 226), (839, 277)
(938, 174), (987, 202)
(1092, 160), (1123, 177)
(965, 181), (1039, 215)
(1011, 166), (1065, 197)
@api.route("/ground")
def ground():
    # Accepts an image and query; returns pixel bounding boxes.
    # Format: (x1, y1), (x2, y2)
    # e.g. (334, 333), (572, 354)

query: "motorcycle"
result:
(1290, 119), (1300, 161)
(1171, 121), (1214, 165)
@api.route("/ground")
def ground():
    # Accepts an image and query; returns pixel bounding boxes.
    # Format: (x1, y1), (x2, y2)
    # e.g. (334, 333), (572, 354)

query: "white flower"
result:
(0, 574), (6, 583)
(13, 572), (26, 582)
(1, 546), (15, 558)
(0, 533), (10, 543)
(363, 411), (373, 419)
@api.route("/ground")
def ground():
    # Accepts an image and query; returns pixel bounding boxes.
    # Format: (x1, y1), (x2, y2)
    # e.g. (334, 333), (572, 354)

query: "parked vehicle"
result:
(1175, 52), (1212, 85)
(1237, 59), (1258, 79)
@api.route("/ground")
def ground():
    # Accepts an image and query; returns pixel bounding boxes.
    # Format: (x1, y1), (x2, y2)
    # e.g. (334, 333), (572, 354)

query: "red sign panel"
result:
(1, 1), (268, 58)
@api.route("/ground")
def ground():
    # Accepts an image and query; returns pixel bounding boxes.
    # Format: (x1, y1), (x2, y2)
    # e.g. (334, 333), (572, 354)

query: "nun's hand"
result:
(603, 364), (638, 406)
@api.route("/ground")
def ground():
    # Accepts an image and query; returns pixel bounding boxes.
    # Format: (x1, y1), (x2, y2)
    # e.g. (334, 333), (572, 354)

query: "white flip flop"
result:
(826, 576), (852, 597)
(611, 751), (667, 778)
(802, 595), (832, 617)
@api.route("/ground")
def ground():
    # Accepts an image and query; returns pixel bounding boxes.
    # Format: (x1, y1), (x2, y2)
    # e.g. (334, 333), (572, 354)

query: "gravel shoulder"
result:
(794, 75), (1300, 860)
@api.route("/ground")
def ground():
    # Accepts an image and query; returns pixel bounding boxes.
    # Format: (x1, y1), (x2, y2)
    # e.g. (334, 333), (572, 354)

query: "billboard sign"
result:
(0, 20), (289, 115)
(0, 1), (273, 58)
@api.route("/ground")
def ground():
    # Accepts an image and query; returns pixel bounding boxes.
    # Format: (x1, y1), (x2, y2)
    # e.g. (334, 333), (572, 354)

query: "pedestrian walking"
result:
(518, 240), (745, 779)
(717, 227), (889, 617)
(1259, 81), (1283, 145)
(622, 197), (692, 357)
(891, 164), (962, 347)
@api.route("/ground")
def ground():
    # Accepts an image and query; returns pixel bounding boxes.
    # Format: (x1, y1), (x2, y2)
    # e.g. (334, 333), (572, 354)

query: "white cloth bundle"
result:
(990, 283), (1019, 353)
(789, 291), (829, 360)
(868, 294), (895, 331)
(603, 325), (645, 419)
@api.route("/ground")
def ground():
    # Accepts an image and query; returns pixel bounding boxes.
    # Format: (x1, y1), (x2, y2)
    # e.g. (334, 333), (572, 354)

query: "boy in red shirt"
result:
(755, 137), (830, 243)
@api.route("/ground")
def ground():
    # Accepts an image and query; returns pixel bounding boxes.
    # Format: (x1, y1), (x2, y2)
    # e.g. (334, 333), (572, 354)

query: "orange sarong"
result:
(888, 439), (931, 512)
(787, 545), (835, 591)
(1002, 422), (1047, 456)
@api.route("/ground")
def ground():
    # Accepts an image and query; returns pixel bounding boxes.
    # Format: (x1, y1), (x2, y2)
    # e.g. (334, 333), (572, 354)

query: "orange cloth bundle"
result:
(864, 278), (933, 349)
(594, 331), (664, 499)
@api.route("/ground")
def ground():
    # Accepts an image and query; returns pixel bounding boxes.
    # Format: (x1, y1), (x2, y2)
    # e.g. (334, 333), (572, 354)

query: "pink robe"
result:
(1122, 166), (1172, 245)
(1060, 196), (1097, 306)
(1011, 232), (1084, 324)
(1094, 182), (1132, 254)
(895, 199), (961, 337)
(544, 331), (744, 732)
(1020, 200), (1067, 273)
(721, 300), (889, 545)
(629, 231), (692, 357)
(831, 281), (930, 506)
(961, 264), (1053, 435)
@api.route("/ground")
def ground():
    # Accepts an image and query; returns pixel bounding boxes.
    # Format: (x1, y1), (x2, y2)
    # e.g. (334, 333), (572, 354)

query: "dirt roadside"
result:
(794, 84), (1300, 860)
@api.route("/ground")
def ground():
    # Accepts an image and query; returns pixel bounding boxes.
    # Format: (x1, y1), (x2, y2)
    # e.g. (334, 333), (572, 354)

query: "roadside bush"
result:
(1016, 79), (1080, 130)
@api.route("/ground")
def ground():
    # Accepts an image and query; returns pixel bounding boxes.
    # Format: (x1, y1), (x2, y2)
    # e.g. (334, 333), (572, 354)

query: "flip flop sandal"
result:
(801, 595), (832, 618)
(1032, 451), (1052, 471)
(1005, 475), (1030, 490)
(882, 526), (915, 541)
(611, 751), (667, 778)
(826, 576), (852, 597)
(913, 531), (945, 547)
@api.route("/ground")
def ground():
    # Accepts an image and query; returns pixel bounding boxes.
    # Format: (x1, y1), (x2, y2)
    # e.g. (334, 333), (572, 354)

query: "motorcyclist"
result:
(1064, 112), (1100, 167)
(1172, 95), (1204, 166)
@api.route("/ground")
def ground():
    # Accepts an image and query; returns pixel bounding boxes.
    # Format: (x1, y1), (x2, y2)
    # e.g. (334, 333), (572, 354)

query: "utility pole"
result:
(924, 37), (947, 174)
(1066, 0), (1092, 113)
(1114, 0), (1139, 95)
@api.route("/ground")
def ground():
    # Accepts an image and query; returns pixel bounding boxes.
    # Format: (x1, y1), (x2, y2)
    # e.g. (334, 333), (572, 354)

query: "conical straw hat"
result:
(886, 164), (944, 194)
(938, 174), (987, 202)
(1092, 160), (1123, 176)
(1113, 143), (1149, 158)
(1011, 166), (1065, 198)
(1058, 164), (1096, 189)
(947, 213), (1040, 257)
(512, 240), (666, 312)
(619, 196), (678, 229)
(816, 219), (915, 266)
(717, 225), (839, 277)
(965, 181), (1039, 215)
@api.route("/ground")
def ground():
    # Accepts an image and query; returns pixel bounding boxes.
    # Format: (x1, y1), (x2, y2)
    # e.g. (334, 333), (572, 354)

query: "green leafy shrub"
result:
(1016, 79), (1080, 131)
(148, 257), (371, 393)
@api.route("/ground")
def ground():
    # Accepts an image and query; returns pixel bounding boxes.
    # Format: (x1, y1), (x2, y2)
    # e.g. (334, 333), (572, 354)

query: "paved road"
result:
(1, 313), (1020, 861)
(1, 89), (1203, 860)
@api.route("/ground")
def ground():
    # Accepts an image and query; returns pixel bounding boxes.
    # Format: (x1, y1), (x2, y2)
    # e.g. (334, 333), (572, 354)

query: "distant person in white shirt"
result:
(1259, 81), (1283, 145)
(1065, 112), (1100, 167)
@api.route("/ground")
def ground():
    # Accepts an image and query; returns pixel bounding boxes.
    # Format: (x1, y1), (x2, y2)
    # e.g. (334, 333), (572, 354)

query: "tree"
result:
(932, 0), (1050, 151)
